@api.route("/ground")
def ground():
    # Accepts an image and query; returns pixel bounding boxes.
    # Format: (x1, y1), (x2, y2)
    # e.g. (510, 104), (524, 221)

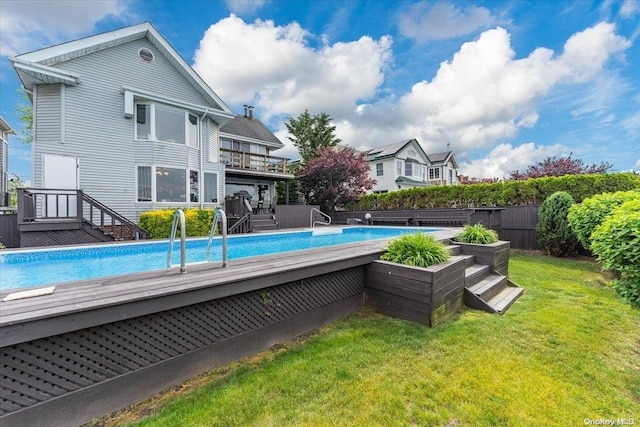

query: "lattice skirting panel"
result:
(1, 267), (364, 426)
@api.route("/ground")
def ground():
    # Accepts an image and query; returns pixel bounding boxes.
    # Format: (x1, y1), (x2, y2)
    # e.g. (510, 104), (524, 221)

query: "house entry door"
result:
(43, 154), (79, 218)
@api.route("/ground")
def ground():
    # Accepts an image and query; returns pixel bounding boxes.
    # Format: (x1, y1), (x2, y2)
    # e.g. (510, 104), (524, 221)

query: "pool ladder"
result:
(167, 209), (187, 273)
(167, 209), (228, 273)
(206, 209), (228, 267)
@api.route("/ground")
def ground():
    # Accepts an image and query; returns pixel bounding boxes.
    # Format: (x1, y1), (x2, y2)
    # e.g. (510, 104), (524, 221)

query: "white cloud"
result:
(224, 0), (266, 15)
(459, 143), (566, 180)
(0, 0), (129, 56)
(366, 23), (630, 154)
(620, 0), (640, 18)
(397, 1), (495, 42)
(193, 15), (393, 118)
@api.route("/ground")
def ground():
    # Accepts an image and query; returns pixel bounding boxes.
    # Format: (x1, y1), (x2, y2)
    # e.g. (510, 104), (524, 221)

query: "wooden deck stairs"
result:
(252, 213), (279, 232)
(447, 244), (523, 314)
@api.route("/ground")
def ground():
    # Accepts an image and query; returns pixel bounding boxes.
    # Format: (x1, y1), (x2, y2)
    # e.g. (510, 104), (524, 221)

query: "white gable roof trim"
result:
(9, 22), (232, 114)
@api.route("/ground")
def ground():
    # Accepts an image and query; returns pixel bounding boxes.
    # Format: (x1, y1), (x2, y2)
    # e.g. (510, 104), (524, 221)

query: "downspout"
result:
(199, 109), (210, 209)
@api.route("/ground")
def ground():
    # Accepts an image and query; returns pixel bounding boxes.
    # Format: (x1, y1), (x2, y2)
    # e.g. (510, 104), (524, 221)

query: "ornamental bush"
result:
(381, 233), (450, 268)
(536, 191), (579, 257)
(590, 200), (640, 309)
(455, 224), (499, 244)
(567, 189), (640, 249)
(139, 208), (216, 239)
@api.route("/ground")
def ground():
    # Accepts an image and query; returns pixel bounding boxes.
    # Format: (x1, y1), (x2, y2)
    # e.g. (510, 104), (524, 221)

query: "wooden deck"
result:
(0, 227), (459, 346)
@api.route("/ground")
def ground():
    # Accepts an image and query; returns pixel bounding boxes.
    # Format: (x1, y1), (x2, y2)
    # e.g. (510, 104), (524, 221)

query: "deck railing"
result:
(17, 188), (148, 240)
(220, 148), (289, 174)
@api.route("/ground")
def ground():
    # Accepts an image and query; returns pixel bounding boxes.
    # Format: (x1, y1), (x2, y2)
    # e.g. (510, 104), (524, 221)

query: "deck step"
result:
(465, 264), (490, 286)
(487, 285), (524, 314)
(466, 274), (507, 302)
(446, 245), (461, 256)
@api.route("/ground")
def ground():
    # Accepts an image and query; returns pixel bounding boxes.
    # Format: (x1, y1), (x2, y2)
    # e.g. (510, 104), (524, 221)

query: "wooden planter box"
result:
(365, 258), (465, 327)
(455, 240), (510, 276)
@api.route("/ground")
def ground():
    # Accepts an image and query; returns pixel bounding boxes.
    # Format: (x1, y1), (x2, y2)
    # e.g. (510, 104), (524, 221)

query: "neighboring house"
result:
(366, 141), (460, 193)
(0, 116), (15, 207)
(9, 22), (289, 222)
(367, 139), (432, 193)
(425, 151), (460, 186)
(220, 106), (293, 211)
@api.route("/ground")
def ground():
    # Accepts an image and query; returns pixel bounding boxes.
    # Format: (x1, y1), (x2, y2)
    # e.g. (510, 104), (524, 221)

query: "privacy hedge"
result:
(139, 208), (216, 239)
(590, 199), (640, 309)
(350, 173), (640, 210)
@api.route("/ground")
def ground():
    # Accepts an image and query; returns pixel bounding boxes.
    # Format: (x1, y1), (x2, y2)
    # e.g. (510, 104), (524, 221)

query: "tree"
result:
(285, 110), (341, 163)
(8, 174), (25, 207)
(509, 153), (612, 180)
(15, 88), (33, 144)
(536, 191), (579, 257)
(297, 146), (375, 213)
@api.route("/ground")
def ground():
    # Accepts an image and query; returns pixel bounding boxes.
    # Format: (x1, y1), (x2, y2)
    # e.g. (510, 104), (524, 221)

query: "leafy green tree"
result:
(8, 174), (25, 207)
(15, 88), (33, 144)
(285, 110), (341, 163)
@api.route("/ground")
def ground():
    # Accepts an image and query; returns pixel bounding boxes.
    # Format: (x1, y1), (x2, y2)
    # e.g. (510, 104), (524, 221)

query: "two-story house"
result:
(9, 22), (291, 223)
(367, 139), (432, 193)
(366, 140), (460, 193)
(0, 116), (15, 207)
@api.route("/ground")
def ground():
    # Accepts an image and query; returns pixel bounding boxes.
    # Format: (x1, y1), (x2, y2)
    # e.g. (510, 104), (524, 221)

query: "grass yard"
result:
(92, 253), (640, 427)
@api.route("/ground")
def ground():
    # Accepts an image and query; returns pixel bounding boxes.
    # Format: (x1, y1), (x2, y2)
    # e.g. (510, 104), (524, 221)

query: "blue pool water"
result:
(0, 226), (438, 291)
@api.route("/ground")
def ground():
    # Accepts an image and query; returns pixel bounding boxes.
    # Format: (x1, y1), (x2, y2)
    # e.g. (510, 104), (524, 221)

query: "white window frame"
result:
(135, 102), (199, 148)
(203, 172), (220, 203)
(376, 163), (383, 177)
(396, 160), (404, 177)
(136, 165), (193, 203)
(429, 167), (440, 180)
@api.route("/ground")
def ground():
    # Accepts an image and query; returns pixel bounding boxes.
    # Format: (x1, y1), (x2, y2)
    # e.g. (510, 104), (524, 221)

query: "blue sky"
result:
(1, 0), (639, 183)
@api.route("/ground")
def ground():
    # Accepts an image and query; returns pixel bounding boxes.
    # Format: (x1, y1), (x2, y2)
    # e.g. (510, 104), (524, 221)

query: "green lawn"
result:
(94, 253), (640, 427)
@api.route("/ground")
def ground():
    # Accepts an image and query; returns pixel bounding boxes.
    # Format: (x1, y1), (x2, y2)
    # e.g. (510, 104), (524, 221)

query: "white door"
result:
(43, 154), (79, 218)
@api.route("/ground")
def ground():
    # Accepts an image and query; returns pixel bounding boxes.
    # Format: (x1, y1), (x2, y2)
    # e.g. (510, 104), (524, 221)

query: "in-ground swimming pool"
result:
(0, 226), (439, 291)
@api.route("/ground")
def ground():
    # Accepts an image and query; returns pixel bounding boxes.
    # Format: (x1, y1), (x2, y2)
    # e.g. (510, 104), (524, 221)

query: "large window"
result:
(376, 163), (383, 177)
(156, 167), (186, 203)
(136, 103), (198, 147)
(137, 166), (200, 203)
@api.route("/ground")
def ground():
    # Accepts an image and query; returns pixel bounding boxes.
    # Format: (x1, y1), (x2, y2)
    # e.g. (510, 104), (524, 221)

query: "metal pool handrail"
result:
(310, 208), (332, 227)
(206, 209), (228, 267)
(167, 209), (186, 273)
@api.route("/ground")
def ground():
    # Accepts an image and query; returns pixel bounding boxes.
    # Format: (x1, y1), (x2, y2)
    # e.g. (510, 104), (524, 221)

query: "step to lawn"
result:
(467, 273), (507, 301)
(488, 285), (524, 314)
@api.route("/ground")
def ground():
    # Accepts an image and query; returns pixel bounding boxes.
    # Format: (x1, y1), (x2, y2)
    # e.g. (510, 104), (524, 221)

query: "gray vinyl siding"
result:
(33, 38), (225, 221)
(32, 85), (62, 188)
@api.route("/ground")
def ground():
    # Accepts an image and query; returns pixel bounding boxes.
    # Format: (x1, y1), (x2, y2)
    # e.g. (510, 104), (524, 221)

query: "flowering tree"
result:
(509, 154), (612, 180)
(297, 146), (375, 213)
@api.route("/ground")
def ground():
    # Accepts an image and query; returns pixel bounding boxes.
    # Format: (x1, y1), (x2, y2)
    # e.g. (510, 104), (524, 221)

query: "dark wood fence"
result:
(500, 206), (540, 250)
(0, 213), (19, 248)
(334, 206), (541, 250)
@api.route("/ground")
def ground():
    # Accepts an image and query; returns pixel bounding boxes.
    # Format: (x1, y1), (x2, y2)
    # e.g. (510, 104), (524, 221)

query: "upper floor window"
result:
(376, 163), (383, 176)
(405, 162), (413, 177)
(136, 103), (198, 148)
(429, 167), (440, 180)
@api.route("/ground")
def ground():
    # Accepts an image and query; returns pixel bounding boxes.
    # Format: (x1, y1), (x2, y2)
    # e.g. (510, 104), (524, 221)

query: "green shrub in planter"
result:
(139, 208), (216, 239)
(381, 233), (450, 267)
(590, 199), (640, 309)
(455, 224), (499, 244)
(567, 189), (640, 249)
(536, 191), (579, 257)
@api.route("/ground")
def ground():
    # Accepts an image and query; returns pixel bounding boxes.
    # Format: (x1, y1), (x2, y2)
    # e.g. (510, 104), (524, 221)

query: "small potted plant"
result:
(365, 233), (466, 327)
